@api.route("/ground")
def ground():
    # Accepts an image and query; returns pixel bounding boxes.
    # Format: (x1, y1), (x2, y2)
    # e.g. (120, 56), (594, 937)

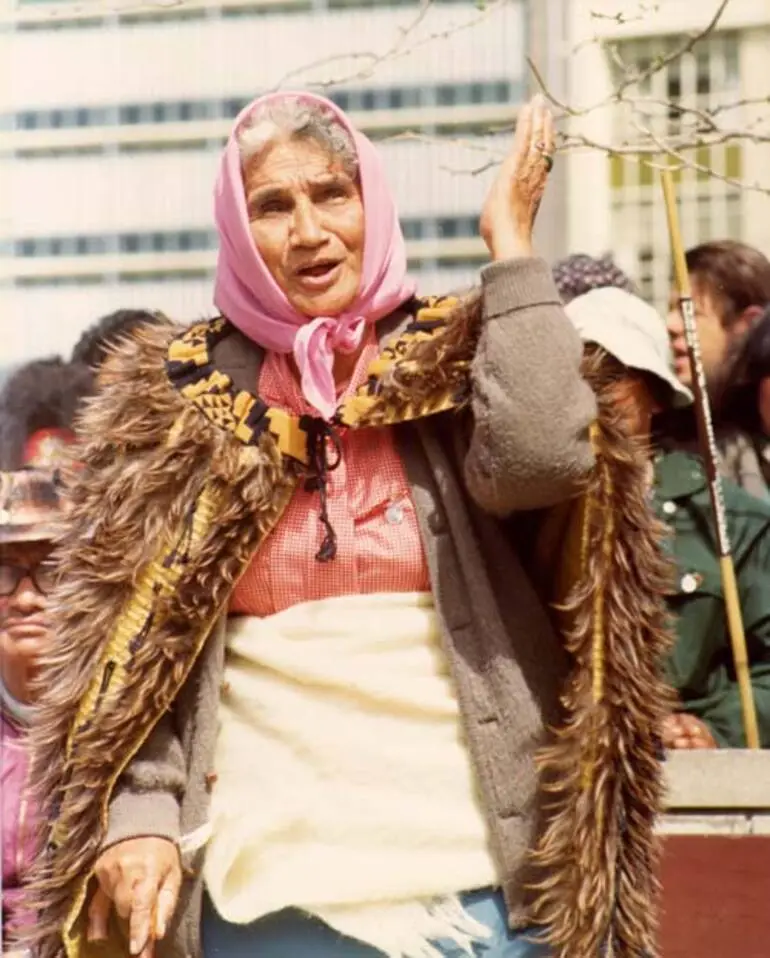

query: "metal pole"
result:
(661, 168), (760, 749)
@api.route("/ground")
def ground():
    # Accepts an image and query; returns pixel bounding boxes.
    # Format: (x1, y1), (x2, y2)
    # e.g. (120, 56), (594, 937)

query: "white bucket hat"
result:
(565, 286), (693, 408)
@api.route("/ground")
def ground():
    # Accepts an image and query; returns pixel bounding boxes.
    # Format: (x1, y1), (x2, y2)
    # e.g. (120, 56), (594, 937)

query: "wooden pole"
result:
(661, 169), (760, 749)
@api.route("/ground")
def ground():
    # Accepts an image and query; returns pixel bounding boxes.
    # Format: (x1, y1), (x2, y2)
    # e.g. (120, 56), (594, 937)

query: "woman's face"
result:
(244, 137), (365, 317)
(0, 540), (53, 704)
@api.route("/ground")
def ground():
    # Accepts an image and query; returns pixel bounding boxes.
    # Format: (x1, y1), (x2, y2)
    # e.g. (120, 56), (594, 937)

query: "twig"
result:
(530, 0), (730, 118)
(269, 0), (505, 93)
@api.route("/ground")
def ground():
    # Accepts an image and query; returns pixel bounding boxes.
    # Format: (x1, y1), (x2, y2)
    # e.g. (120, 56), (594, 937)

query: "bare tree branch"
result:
(529, 0), (731, 118)
(268, 0), (506, 94)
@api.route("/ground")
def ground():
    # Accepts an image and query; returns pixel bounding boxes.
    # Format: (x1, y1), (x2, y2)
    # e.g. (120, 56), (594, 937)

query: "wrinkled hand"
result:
(662, 712), (718, 750)
(88, 837), (182, 958)
(480, 94), (555, 261)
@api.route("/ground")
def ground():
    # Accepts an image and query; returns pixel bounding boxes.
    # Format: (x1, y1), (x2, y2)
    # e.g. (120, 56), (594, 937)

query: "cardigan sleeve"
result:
(464, 256), (596, 516)
(102, 712), (185, 850)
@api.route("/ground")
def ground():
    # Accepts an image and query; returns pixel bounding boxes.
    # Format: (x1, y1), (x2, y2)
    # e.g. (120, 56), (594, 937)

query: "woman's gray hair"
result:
(237, 98), (359, 178)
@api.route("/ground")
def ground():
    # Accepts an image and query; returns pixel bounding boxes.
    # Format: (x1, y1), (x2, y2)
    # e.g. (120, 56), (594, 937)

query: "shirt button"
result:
(680, 573), (700, 593)
(385, 502), (405, 525)
(662, 500), (677, 516)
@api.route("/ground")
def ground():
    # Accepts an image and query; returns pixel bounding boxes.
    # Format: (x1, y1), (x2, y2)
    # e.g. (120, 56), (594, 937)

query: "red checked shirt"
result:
(229, 332), (430, 617)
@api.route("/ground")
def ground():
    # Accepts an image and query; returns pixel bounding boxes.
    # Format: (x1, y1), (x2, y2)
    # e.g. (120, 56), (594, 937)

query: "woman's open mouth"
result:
(294, 260), (342, 290)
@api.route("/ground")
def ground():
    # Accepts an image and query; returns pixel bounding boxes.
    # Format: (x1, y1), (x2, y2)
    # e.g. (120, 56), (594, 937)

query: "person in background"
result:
(566, 286), (770, 749)
(664, 240), (770, 497)
(1, 467), (65, 953)
(0, 358), (88, 470)
(551, 252), (638, 304)
(70, 308), (169, 373)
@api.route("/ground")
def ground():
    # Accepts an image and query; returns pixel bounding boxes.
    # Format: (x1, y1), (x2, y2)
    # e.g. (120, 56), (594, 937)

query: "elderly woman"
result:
(23, 93), (671, 958)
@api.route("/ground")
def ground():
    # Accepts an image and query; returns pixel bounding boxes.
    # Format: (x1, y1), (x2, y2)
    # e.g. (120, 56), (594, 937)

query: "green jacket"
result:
(653, 450), (770, 747)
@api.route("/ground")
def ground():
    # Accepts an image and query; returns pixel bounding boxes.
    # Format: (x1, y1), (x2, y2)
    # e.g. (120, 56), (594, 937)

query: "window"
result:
(10, 79), (515, 135)
(438, 217), (458, 238)
(402, 220), (424, 240)
(609, 33), (743, 311)
(330, 91), (350, 111)
(120, 105), (141, 125)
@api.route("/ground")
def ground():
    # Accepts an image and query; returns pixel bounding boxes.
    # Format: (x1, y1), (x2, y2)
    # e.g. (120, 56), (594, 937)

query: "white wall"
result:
(3, 3), (526, 110)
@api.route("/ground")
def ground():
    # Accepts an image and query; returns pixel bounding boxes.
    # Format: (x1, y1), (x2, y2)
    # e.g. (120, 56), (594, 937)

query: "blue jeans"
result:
(202, 888), (551, 957)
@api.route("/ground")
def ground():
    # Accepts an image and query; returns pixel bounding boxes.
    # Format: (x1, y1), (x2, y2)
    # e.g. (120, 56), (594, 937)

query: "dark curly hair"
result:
(552, 253), (638, 304)
(0, 357), (93, 469)
(70, 308), (166, 369)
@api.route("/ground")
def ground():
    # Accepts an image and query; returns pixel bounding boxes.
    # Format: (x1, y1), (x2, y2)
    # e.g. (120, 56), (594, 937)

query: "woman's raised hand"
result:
(480, 94), (556, 262)
(87, 837), (182, 957)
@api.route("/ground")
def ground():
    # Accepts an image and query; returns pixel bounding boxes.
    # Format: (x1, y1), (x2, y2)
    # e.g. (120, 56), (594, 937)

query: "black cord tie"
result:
(302, 418), (343, 562)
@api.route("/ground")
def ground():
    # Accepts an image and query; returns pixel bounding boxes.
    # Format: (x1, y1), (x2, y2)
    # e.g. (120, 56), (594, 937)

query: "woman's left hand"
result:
(662, 712), (718, 749)
(479, 94), (555, 262)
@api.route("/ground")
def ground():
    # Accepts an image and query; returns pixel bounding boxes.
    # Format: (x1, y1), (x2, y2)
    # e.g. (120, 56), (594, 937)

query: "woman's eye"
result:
(318, 185), (348, 203)
(252, 199), (290, 217)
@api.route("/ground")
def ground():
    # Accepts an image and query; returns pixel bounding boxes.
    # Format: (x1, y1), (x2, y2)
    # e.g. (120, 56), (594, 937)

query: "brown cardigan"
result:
(22, 257), (672, 958)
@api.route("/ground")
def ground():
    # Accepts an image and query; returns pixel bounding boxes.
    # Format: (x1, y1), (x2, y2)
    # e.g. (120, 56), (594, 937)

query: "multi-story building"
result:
(564, 0), (770, 308)
(1, 0), (536, 368)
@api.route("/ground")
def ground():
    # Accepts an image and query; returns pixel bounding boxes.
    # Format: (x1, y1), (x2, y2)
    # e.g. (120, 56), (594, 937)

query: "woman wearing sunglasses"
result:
(1, 467), (63, 956)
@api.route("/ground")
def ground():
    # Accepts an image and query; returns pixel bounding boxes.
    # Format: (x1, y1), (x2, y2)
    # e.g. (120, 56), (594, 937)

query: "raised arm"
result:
(464, 95), (596, 516)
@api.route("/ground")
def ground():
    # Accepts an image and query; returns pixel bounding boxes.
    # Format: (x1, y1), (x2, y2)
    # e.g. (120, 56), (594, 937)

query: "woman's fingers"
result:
(129, 871), (160, 956)
(87, 887), (112, 942)
(509, 99), (533, 169)
(529, 95), (547, 156)
(154, 865), (182, 940)
(542, 106), (555, 160)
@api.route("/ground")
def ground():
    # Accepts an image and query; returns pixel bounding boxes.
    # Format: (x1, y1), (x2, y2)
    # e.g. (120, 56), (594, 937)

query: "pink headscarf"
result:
(213, 91), (417, 420)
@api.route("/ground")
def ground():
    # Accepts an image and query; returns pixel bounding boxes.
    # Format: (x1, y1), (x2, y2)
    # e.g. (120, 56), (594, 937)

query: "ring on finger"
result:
(542, 153), (554, 172)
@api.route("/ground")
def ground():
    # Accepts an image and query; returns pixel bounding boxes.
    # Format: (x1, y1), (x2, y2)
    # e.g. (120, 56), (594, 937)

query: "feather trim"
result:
(527, 352), (677, 958)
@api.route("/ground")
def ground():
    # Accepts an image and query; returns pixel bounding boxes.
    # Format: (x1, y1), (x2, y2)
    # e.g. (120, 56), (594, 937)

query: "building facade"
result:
(0, 0), (534, 367)
(564, 0), (770, 308)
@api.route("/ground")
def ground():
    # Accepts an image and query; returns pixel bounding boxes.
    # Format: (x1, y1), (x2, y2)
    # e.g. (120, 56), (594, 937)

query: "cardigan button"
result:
(385, 502), (405, 525)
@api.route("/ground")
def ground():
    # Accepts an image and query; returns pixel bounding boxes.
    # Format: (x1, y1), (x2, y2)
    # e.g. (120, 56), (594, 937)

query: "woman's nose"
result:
(290, 200), (324, 247)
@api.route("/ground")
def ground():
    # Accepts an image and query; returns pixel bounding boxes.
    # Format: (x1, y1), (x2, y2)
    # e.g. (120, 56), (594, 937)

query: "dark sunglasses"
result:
(0, 560), (59, 597)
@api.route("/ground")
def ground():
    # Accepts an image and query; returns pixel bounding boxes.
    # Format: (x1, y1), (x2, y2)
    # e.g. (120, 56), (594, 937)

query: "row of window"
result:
(9, 80), (518, 133)
(3, 217), (481, 259)
(12, 256), (487, 289)
(14, 0), (478, 32)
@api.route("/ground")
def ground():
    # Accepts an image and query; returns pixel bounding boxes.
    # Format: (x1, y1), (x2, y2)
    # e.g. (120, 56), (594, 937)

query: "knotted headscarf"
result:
(213, 91), (416, 419)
